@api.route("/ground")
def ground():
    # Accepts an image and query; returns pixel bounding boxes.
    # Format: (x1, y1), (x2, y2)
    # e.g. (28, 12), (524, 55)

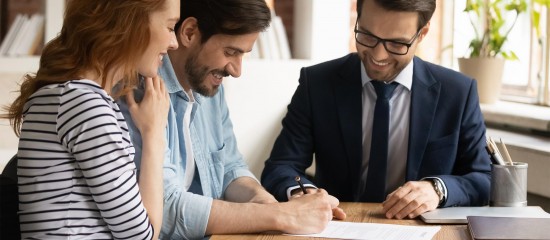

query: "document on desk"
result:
(287, 221), (440, 240)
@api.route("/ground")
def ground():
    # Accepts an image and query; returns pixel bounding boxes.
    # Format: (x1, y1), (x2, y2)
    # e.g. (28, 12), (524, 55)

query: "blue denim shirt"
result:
(118, 56), (257, 239)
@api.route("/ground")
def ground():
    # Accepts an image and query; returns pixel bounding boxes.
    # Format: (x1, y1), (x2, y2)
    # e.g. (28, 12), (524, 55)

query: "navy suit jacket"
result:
(261, 53), (491, 207)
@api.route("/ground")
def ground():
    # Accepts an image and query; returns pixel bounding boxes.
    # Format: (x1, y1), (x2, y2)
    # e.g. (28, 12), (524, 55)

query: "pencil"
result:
(499, 138), (514, 165)
(294, 176), (308, 194)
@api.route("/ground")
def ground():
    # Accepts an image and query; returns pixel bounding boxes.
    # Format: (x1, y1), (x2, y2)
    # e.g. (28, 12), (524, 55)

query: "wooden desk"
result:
(211, 202), (471, 240)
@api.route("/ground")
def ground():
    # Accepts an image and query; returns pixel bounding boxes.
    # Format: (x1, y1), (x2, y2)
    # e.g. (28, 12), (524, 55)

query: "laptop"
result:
(420, 206), (550, 224)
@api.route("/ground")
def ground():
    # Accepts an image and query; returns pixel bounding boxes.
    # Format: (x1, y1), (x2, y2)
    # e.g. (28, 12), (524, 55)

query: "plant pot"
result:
(458, 57), (505, 104)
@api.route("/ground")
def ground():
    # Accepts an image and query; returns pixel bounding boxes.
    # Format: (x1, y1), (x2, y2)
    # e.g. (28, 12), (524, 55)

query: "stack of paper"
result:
(288, 221), (440, 240)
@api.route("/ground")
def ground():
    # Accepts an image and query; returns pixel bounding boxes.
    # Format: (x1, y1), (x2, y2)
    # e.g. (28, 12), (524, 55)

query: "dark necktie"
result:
(363, 81), (398, 202)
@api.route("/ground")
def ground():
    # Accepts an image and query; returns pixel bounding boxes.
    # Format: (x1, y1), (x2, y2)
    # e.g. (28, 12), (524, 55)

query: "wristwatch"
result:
(431, 178), (445, 206)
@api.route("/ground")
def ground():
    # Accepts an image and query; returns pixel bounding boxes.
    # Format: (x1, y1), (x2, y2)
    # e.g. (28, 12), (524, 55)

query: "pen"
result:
(295, 176), (308, 194)
(485, 141), (505, 165)
(485, 145), (499, 165)
(486, 138), (505, 165)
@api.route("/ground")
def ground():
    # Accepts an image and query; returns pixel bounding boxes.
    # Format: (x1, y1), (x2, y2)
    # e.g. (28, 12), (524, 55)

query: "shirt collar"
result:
(360, 59), (414, 91)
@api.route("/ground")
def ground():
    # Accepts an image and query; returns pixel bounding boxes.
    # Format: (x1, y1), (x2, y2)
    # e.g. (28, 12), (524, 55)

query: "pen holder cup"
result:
(490, 162), (528, 207)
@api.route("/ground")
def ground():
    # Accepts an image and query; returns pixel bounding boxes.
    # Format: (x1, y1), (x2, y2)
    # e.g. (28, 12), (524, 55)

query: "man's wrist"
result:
(432, 179), (444, 204)
(423, 177), (447, 207)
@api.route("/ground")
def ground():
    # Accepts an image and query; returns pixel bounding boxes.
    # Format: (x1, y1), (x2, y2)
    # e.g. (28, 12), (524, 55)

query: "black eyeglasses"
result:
(354, 23), (422, 55)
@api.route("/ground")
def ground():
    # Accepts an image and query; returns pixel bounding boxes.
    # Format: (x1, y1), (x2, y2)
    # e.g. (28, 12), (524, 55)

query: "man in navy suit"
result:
(261, 0), (491, 220)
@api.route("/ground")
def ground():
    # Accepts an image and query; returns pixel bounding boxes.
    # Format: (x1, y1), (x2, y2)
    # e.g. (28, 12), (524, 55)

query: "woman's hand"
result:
(126, 76), (170, 139)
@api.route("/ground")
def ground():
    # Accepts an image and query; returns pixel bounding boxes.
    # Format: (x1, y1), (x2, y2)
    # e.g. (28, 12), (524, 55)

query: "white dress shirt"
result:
(359, 61), (413, 196)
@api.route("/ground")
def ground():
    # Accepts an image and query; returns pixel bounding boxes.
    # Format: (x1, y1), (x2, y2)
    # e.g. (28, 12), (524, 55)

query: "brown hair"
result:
(357, 0), (436, 29)
(2, 0), (167, 136)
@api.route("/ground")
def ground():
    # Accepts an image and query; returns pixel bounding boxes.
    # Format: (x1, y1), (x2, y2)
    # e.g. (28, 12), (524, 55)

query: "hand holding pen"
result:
(282, 187), (346, 234)
(291, 176), (347, 221)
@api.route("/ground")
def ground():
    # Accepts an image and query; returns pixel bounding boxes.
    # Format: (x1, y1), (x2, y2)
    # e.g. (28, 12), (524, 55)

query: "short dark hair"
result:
(357, 0), (436, 29)
(177, 0), (271, 43)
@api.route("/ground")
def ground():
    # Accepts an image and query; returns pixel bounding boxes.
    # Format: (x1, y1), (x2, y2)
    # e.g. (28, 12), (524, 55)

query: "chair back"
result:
(0, 155), (21, 239)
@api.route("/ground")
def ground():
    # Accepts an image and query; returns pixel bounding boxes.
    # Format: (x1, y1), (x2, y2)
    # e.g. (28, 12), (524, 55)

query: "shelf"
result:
(0, 0), (64, 73)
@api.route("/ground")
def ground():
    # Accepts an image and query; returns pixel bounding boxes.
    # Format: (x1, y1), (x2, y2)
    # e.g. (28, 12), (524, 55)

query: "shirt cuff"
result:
(286, 184), (317, 200)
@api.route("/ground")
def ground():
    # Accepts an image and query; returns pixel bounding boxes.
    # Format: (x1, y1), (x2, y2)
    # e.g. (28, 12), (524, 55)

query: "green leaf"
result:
(462, 0), (535, 59)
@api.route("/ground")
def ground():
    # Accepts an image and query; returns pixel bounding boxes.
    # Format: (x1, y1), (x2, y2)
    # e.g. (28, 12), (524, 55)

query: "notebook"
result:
(420, 206), (550, 224)
(468, 216), (550, 240)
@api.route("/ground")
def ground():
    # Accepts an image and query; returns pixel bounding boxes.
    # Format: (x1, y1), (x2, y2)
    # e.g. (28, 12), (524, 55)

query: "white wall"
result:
(224, 59), (315, 178)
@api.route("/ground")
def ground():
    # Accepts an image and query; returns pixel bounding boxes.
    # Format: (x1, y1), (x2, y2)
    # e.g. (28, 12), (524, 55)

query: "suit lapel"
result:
(407, 57), (441, 180)
(334, 54), (363, 200)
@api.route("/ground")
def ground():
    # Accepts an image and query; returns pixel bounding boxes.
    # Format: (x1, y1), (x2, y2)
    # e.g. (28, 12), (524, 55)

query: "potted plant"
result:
(458, 0), (527, 104)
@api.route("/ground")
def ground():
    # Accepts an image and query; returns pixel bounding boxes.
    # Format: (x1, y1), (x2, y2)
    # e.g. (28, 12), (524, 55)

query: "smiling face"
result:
(182, 32), (259, 97)
(137, 0), (180, 78)
(356, 0), (428, 82)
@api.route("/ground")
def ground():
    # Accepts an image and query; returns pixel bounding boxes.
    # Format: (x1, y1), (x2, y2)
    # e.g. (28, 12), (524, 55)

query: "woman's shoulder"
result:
(29, 79), (108, 100)
(63, 79), (110, 98)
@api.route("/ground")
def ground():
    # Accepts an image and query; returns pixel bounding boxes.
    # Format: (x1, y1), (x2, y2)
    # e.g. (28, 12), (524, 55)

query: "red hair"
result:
(2, 0), (167, 136)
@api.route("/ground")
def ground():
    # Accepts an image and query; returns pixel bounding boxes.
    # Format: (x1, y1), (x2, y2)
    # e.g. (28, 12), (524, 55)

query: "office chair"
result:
(0, 154), (20, 239)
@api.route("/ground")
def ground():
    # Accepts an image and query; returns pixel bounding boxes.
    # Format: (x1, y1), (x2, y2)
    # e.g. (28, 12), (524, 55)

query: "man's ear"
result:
(177, 17), (200, 47)
(418, 21), (430, 42)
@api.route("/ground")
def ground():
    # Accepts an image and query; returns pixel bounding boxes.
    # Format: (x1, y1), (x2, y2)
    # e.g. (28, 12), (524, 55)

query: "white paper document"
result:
(288, 221), (440, 240)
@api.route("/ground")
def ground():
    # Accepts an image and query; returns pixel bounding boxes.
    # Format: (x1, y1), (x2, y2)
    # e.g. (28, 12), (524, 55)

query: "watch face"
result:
(433, 180), (444, 202)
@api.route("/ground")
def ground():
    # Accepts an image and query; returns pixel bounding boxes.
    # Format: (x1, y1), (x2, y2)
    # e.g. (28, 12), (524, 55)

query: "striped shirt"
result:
(17, 80), (154, 239)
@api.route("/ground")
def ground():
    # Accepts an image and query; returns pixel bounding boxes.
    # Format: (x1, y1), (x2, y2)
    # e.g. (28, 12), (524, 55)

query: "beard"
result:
(184, 50), (228, 97)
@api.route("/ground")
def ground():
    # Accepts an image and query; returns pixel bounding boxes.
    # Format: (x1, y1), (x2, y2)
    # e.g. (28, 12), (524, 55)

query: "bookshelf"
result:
(0, 1), (353, 71)
(257, 0), (351, 62)
(0, 0), (64, 73)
